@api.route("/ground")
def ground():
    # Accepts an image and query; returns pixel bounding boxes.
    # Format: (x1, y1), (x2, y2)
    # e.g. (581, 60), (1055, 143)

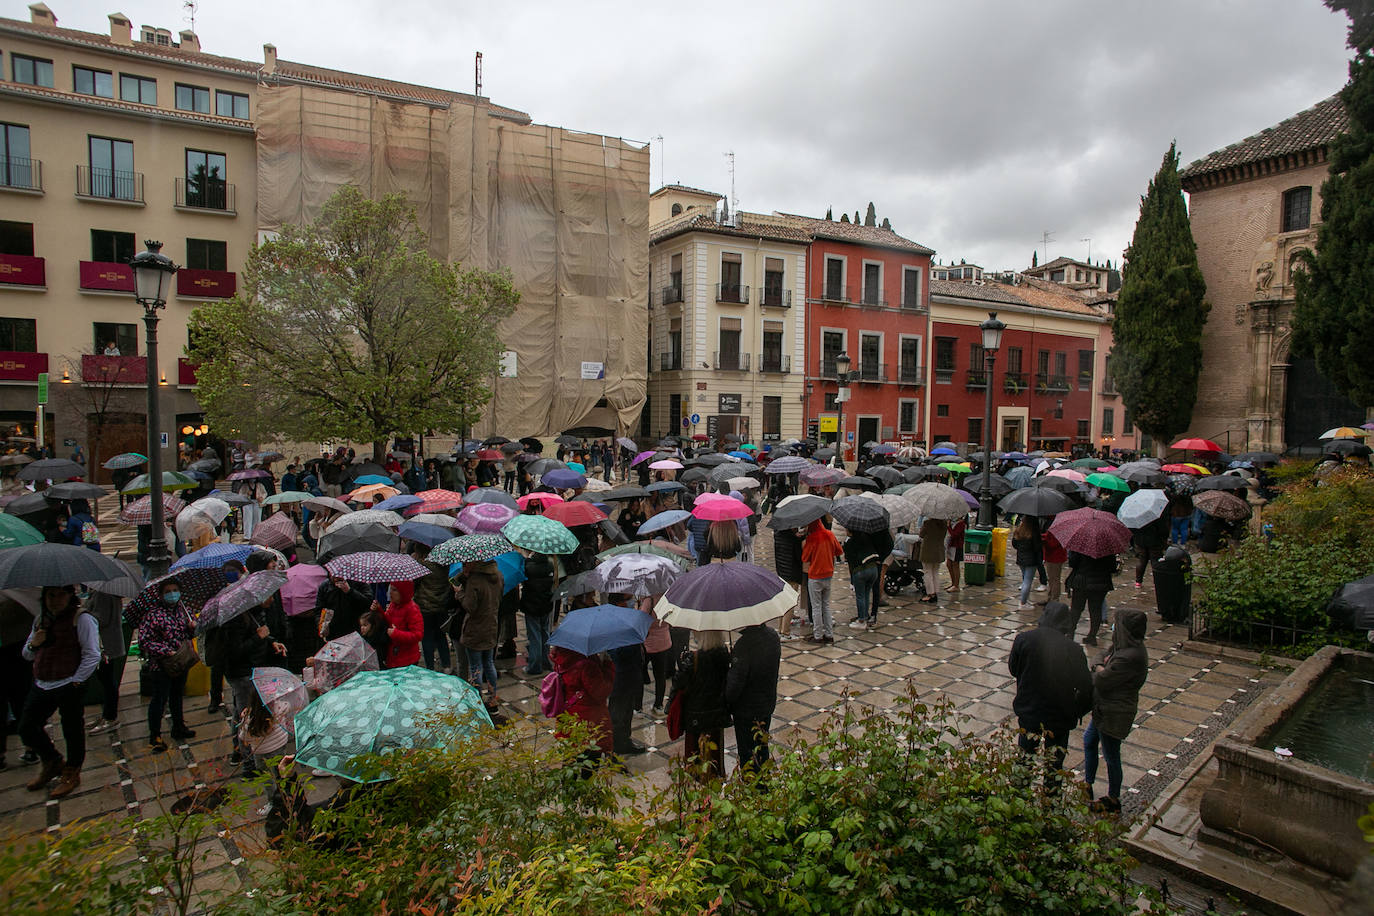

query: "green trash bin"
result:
(963, 527), (993, 586)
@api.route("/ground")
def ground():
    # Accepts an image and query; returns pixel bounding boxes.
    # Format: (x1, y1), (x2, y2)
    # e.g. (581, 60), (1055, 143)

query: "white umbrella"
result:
(175, 509), (218, 543)
(326, 509), (404, 532)
(727, 477), (761, 490)
(408, 512), (458, 529)
(901, 482), (972, 521)
(188, 497), (232, 525)
(582, 477), (612, 492)
(861, 491), (919, 529)
(1117, 488), (1169, 529)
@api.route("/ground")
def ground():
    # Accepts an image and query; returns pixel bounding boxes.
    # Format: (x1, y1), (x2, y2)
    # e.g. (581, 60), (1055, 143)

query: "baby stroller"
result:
(883, 552), (926, 596)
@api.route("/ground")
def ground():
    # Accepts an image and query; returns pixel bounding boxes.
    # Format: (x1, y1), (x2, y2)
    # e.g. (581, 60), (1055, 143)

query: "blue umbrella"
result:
(646, 480), (686, 493)
(930, 447), (958, 457)
(449, 550), (526, 595)
(171, 541), (255, 571)
(637, 509), (692, 535)
(184, 469), (214, 482)
(543, 469), (587, 489)
(397, 521), (454, 547)
(353, 474), (391, 486)
(727, 450), (754, 461)
(547, 603), (651, 656)
(373, 494), (423, 513)
(1002, 451), (1029, 462)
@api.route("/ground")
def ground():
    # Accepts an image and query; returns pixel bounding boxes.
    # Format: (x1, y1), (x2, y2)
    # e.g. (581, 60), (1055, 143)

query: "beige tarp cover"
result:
(255, 84), (648, 436)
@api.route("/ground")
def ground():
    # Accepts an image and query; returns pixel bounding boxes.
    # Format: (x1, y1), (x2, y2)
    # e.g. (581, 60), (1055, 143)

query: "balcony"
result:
(898, 363), (924, 385)
(714, 351), (750, 372)
(0, 350), (47, 381)
(759, 287), (791, 308)
(659, 352), (682, 371)
(856, 362), (886, 382)
(1100, 379), (1118, 396)
(0, 157), (42, 192)
(966, 370), (988, 390)
(79, 260), (134, 293)
(0, 253), (45, 287)
(858, 290), (888, 309)
(758, 354), (791, 374)
(818, 284), (852, 304)
(1036, 373), (1072, 393)
(177, 268), (237, 299)
(82, 354), (148, 386)
(177, 358), (199, 386)
(661, 285), (684, 306)
(715, 283), (749, 304)
(934, 365), (955, 384)
(1004, 371), (1028, 395)
(900, 296), (927, 312)
(818, 359), (838, 378)
(76, 166), (143, 203)
(175, 177), (236, 214)
(1077, 372), (1094, 391)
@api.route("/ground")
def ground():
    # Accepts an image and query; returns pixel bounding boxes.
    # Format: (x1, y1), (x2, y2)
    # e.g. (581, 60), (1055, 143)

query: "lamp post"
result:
(834, 351), (850, 465)
(130, 240), (179, 578)
(977, 312), (1005, 528)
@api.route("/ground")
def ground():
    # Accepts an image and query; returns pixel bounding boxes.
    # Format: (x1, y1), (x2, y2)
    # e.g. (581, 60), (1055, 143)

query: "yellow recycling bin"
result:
(990, 527), (1010, 578)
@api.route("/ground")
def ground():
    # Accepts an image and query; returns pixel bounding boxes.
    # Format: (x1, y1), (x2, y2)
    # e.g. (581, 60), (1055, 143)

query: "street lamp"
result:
(130, 240), (179, 577)
(977, 311), (1005, 528)
(834, 351), (851, 464)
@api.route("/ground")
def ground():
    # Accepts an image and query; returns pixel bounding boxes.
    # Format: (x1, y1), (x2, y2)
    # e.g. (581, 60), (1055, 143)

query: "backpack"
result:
(81, 520), (101, 545)
(539, 669), (570, 718)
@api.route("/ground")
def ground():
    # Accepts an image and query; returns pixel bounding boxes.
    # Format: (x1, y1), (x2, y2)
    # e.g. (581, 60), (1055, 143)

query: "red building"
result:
(796, 218), (935, 456)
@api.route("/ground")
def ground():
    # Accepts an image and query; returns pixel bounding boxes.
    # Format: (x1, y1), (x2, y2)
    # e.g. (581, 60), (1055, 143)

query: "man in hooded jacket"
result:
(1008, 601), (1094, 781)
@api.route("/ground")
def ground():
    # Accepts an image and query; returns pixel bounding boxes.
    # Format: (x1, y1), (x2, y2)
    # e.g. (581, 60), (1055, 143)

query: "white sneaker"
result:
(848, 620), (868, 629)
(1035, 584), (1047, 592)
(1017, 603), (1032, 610)
(89, 718), (119, 734)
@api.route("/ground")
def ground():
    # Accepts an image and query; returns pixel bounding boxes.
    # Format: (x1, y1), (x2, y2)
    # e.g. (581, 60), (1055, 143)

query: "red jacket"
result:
(383, 580), (424, 668)
(548, 646), (615, 753)
(1042, 530), (1068, 565)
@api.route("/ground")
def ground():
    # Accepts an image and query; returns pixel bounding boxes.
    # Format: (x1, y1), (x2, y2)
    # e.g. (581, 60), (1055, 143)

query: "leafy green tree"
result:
(188, 186), (518, 461)
(864, 201), (877, 226)
(1293, 1), (1374, 405)
(1110, 143), (1210, 448)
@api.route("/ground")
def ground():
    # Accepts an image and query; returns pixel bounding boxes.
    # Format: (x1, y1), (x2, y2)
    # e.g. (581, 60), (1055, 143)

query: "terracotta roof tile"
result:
(1181, 92), (1347, 185)
(930, 278), (1107, 319)
(651, 212), (813, 246)
(774, 213), (936, 255)
(0, 16), (260, 76)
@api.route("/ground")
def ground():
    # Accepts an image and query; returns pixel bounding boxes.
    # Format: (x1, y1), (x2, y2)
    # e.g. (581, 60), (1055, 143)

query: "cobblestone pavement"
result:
(2, 499), (1288, 856)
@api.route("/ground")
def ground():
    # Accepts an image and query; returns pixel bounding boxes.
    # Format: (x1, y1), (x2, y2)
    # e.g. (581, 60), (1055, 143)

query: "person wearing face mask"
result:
(133, 579), (197, 753)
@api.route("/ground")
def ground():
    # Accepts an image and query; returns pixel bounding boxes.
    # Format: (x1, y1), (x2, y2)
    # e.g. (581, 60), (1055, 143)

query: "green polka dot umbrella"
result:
(500, 514), (578, 555)
(293, 667), (492, 782)
(428, 533), (511, 566)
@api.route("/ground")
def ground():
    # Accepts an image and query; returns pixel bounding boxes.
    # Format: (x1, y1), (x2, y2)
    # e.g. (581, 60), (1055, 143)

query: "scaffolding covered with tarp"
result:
(255, 82), (649, 436)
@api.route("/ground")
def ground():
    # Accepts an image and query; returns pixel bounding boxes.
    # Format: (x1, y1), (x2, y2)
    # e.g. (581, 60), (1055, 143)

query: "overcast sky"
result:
(41, 1), (1355, 269)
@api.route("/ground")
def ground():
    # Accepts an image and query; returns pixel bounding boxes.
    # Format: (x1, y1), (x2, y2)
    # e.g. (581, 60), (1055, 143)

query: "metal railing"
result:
(966, 370), (988, 389)
(898, 363), (924, 384)
(714, 351), (750, 371)
(659, 352), (682, 371)
(1004, 371), (1028, 394)
(900, 296), (926, 311)
(819, 284), (851, 303)
(661, 285), (684, 306)
(716, 283), (749, 304)
(0, 157), (41, 191)
(758, 353), (791, 374)
(1036, 373), (1071, 392)
(858, 290), (888, 308)
(175, 176), (235, 212)
(1077, 372), (1094, 391)
(934, 365), (955, 383)
(856, 361), (886, 382)
(759, 287), (791, 308)
(76, 165), (143, 202)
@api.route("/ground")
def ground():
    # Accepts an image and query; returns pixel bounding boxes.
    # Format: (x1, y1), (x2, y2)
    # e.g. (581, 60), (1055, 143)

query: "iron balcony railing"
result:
(1077, 371), (1094, 390)
(1004, 371), (1028, 394)
(758, 353), (791, 374)
(856, 361), (886, 382)
(0, 156), (41, 191)
(714, 351), (750, 371)
(898, 363), (924, 385)
(175, 176), (235, 212)
(819, 284), (852, 303)
(659, 352), (682, 371)
(661, 285), (684, 306)
(900, 296), (926, 311)
(716, 283), (749, 304)
(966, 370), (988, 389)
(76, 165), (143, 202)
(1036, 373), (1072, 392)
(759, 287), (791, 308)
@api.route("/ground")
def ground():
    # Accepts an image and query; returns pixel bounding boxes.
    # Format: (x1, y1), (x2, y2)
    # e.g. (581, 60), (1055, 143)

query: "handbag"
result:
(159, 608), (200, 678)
(666, 690), (685, 740)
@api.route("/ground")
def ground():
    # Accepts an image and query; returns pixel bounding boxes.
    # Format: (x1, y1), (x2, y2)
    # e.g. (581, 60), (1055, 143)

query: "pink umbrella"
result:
(649, 459), (683, 470)
(280, 563), (328, 617)
(1046, 468), (1086, 483)
(516, 492), (564, 509)
(800, 465), (846, 487)
(691, 497), (753, 521)
(456, 502), (519, 534)
(227, 468), (272, 481)
(249, 512), (299, 551)
(408, 489), (465, 514)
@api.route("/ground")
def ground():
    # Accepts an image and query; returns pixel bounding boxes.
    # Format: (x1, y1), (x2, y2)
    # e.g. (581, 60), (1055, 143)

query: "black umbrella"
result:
(315, 523), (401, 564)
(0, 542), (135, 588)
(1327, 573), (1374, 629)
(342, 462), (387, 484)
(829, 497), (890, 533)
(481, 436), (511, 446)
(837, 476), (879, 492)
(708, 463), (751, 484)
(1236, 451), (1281, 466)
(999, 487), (1075, 517)
(932, 441), (958, 451)
(42, 482), (108, 501)
(694, 453), (734, 467)
(554, 570), (598, 601)
(527, 458), (568, 477)
(4, 491), (53, 516)
(188, 457), (221, 473)
(18, 459), (85, 482)
(597, 519), (630, 546)
(519, 436), (544, 452)
(1033, 475), (1084, 495)
(959, 472), (1014, 497)
(1118, 466), (1166, 486)
(814, 447), (837, 461)
(865, 466), (903, 486)
(500, 442), (524, 455)
(463, 489), (520, 510)
(766, 495), (833, 529)
(554, 435), (582, 446)
(680, 467), (710, 486)
(1196, 476), (1249, 491)
(602, 487), (649, 501)
(1325, 440), (1371, 457)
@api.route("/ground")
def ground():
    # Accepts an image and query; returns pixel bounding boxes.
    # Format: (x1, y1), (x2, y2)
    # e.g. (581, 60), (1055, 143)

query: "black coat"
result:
(724, 624), (780, 721)
(1012, 519), (1043, 568)
(219, 611), (278, 679)
(520, 553), (555, 617)
(772, 527), (805, 583)
(670, 645), (731, 732)
(1008, 602), (1094, 736)
(314, 580), (371, 640)
(1091, 608), (1149, 739)
(842, 529), (893, 569)
(1066, 551), (1116, 594)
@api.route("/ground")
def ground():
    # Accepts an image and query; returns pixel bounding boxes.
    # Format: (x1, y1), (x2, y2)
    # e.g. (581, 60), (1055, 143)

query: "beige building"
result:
(646, 187), (808, 443)
(1181, 92), (1364, 453)
(1021, 256), (1116, 294)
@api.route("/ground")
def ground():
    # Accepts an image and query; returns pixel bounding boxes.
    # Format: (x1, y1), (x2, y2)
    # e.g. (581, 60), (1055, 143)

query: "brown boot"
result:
(48, 766), (81, 799)
(25, 756), (63, 792)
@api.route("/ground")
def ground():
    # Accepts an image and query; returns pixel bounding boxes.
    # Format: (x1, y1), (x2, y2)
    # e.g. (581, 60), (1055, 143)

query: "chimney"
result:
(28, 3), (56, 27)
(178, 29), (200, 53)
(262, 43), (277, 75)
(108, 13), (132, 46)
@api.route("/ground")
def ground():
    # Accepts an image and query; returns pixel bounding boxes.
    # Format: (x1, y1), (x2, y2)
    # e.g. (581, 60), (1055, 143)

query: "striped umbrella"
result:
(102, 452), (148, 470)
(119, 493), (187, 525)
(250, 512), (299, 551)
(764, 455), (811, 475)
(323, 551), (431, 584)
(501, 514), (578, 554)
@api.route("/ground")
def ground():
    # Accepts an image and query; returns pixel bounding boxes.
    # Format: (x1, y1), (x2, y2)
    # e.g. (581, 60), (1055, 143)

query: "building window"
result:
(1006, 346), (1023, 375)
(0, 220), (34, 256)
(824, 256), (845, 300)
(186, 238), (227, 271)
(0, 318), (37, 352)
(185, 149), (228, 209)
(762, 396), (781, 440)
(1282, 186), (1312, 233)
(1037, 349), (1050, 377)
(669, 252), (682, 299)
(936, 404), (949, 417)
(174, 83), (211, 114)
(898, 400), (918, 434)
(88, 136), (136, 200)
(821, 330), (844, 375)
(119, 73), (157, 104)
(12, 55), (54, 88)
(215, 90), (249, 119)
(824, 392), (838, 411)
(899, 336), (921, 383)
(859, 333), (881, 379)
(667, 317), (682, 370)
(1102, 407), (1115, 437)
(1050, 269), (1065, 282)
(935, 336), (956, 381)
(862, 262), (882, 305)
(1078, 349), (1094, 389)
(93, 322), (137, 356)
(1076, 419), (1091, 439)
(1054, 352), (1067, 378)
(719, 252), (743, 302)
(91, 229), (136, 263)
(967, 417), (983, 444)
(718, 317), (742, 370)
(902, 266), (922, 308)
(1122, 410), (1133, 435)
(1031, 418), (1042, 438)
(73, 65), (114, 98)
(0, 123), (34, 189)
(670, 203), (682, 217)
(762, 320), (784, 373)
(762, 256), (785, 306)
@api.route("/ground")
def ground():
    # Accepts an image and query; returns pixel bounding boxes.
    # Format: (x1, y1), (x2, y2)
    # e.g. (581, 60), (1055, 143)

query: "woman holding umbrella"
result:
(669, 629), (732, 780)
(456, 561), (503, 704)
(19, 586), (100, 798)
(132, 579), (198, 753)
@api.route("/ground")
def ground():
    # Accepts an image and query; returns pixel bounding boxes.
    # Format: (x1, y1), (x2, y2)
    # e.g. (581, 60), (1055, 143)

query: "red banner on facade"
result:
(176, 269), (236, 299)
(79, 260), (135, 292)
(82, 354), (148, 385)
(0, 253), (46, 287)
(0, 351), (48, 381)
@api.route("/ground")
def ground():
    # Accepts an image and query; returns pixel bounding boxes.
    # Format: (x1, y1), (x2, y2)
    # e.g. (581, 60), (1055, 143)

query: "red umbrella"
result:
(542, 501), (608, 527)
(476, 449), (503, 461)
(1170, 438), (1222, 453)
(1047, 508), (1132, 559)
(1160, 464), (1202, 475)
(407, 489), (465, 514)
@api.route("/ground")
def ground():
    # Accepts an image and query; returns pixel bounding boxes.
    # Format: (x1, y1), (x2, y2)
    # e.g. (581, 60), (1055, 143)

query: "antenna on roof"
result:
(652, 136), (664, 189)
(1080, 237), (1092, 263)
(724, 150), (737, 215)
(183, 0), (197, 32)
(1040, 229), (1055, 268)
(474, 52), (483, 98)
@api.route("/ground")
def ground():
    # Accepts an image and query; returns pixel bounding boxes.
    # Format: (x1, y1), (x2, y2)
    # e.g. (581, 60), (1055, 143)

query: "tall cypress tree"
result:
(825, 206), (833, 220)
(864, 202), (877, 226)
(1293, 1), (1374, 405)
(1110, 142), (1210, 448)
(1031, 250), (1038, 268)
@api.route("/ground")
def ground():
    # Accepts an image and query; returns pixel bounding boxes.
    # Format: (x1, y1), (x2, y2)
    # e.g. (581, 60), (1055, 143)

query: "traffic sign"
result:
(689, 413), (700, 425)
(681, 417), (690, 428)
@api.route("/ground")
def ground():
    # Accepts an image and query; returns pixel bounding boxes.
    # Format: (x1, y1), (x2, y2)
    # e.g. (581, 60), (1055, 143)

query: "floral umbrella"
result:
(409, 489), (466, 514)
(307, 632), (379, 693)
(251, 667), (308, 735)
(1047, 508), (1132, 559)
(197, 570), (288, 631)
(250, 512), (299, 551)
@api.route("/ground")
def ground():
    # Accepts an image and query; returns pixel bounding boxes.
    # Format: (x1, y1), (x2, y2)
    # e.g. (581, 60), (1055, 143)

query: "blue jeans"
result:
(1019, 565), (1037, 604)
(466, 648), (498, 689)
(1169, 517), (1190, 546)
(524, 613), (550, 674)
(1083, 719), (1123, 800)
(850, 565), (880, 621)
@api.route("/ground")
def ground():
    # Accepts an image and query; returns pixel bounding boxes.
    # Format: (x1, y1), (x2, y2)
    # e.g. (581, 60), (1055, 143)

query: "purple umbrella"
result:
(542, 469), (587, 490)
(227, 469), (272, 481)
(456, 502), (519, 534)
(631, 450), (657, 467)
(324, 551), (431, 584)
(1047, 508), (1132, 559)
(653, 562), (798, 631)
(249, 512), (299, 551)
(280, 563), (329, 617)
(197, 570), (288, 630)
(373, 493), (424, 513)
(958, 489), (980, 511)
(800, 465), (846, 487)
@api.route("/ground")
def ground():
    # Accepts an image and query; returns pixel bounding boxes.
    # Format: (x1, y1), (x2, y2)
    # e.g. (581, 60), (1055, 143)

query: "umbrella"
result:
(456, 502), (519, 535)
(582, 478), (612, 493)
(303, 496), (353, 516)
(1164, 474), (1198, 496)
(185, 496), (232, 526)
(861, 492), (918, 529)
(3, 491), (52, 518)
(680, 468), (710, 486)
(398, 521), (455, 547)
(528, 458), (570, 477)
(1319, 427), (1367, 439)
(1326, 573), (1374, 629)
(957, 489), (980, 511)
(834, 476), (878, 493)
(429, 533), (511, 566)
(0, 514), (45, 549)
(1196, 476), (1250, 492)
(227, 469), (272, 482)
(18, 458), (86, 482)
(121, 471), (198, 494)
(342, 463), (388, 484)
(407, 512), (458, 529)
(407, 489), (464, 514)
(902, 482), (973, 521)
(727, 477), (761, 491)
(1160, 464), (1202, 475)
(1117, 466), (1166, 486)
(554, 570), (599, 601)
(958, 473), (1014, 497)
(250, 451), (286, 464)
(315, 523), (401, 564)
(500, 514), (578, 554)
(588, 553), (683, 597)
(542, 501), (608, 527)
(345, 483), (398, 503)
(691, 497), (752, 521)
(171, 541), (256, 571)
(250, 512), (299, 551)
(308, 632), (380, 693)
(596, 542), (693, 570)
(829, 497), (891, 533)
(462, 488), (520, 510)
(630, 450), (657, 467)
(1192, 489), (1251, 522)
(645, 480), (686, 494)
(1047, 508), (1132, 558)
(637, 509), (692, 535)
(1116, 489), (1169, 528)
(174, 508), (220, 543)
(250, 667), (308, 733)
(102, 452), (147, 470)
(279, 563), (329, 617)
(481, 435), (511, 447)
(197, 570), (288, 631)
(938, 463), (972, 475)
(1182, 463), (1212, 475)
(324, 551), (432, 584)
(726, 451), (753, 461)
(188, 456), (221, 473)
(516, 492), (565, 509)
(655, 563), (798, 631)
(566, 462), (588, 475)
(767, 494), (835, 530)
(1170, 438), (1223, 452)
(1046, 468), (1087, 483)
(554, 435), (582, 446)
(870, 444), (898, 455)
(0, 542), (133, 587)
(930, 447), (958, 457)
(865, 466), (903, 486)
(616, 436), (637, 451)
(327, 509), (405, 532)
(1033, 475), (1084, 495)
(207, 488), (253, 507)
(1324, 440), (1372, 457)
(372, 494), (424, 513)
(1085, 473), (1130, 493)
(548, 603), (652, 656)
(352, 475), (392, 487)
(1069, 458), (1110, 470)
(448, 550), (526, 594)
(1004, 466), (1036, 488)
(999, 487), (1075, 518)
(263, 491), (312, 506)
(0, 454), (31, 467)
(1235, 451), (1281, 466)
(294, 668), (491, 782)
(764, 456), (811, 475)
(707, 463), (750, 484)
(601, 486), (650, 501)
(542, 468), (587, 490)
(43, 481), (107, 501)
(694, 453), (735, 467)
(500, 442), (524, 455)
